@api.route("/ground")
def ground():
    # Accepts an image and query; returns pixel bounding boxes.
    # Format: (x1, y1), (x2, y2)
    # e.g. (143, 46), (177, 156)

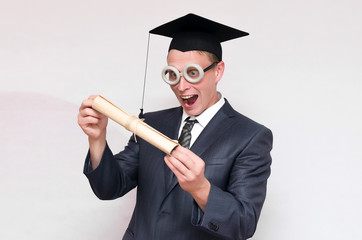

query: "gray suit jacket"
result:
(84, 99), (273, 240)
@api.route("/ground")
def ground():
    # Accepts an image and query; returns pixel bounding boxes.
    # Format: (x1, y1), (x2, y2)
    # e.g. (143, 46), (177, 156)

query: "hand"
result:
(78, 95), (108, 140)
(164, 146), (211, 211)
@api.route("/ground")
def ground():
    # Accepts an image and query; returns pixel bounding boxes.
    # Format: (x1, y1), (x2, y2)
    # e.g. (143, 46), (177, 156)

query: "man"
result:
(78, 14), (272, 240)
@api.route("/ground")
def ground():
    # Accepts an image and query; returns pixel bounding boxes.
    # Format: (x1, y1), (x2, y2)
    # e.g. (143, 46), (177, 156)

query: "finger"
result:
(79, 106), (105, 119)
(172, 147), (206, 180)
(79, 95), (100, 110)
(164, 156), (184, 179)
(88, 95), (99, 100)
(164, 155), (189, 177)
(165, 156), (197, 185)
(80, 99), (92, 110)
(78, 115), (101, 126)
(172, 145), (197, 159)
(171, 146), (197, 169)
(81, 125), (102, 138)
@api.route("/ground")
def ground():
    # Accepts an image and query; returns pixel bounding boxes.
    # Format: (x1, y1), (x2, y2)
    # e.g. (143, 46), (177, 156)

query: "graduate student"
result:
(78, 13), (273, 240)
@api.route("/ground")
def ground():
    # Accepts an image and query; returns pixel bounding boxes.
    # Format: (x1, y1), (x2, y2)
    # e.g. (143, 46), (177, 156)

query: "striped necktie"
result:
(167, 118), (198, 188)
(178, 118), (198, 149)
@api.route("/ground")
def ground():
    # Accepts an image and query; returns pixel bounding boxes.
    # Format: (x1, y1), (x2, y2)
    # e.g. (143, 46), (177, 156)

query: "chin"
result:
(184, 108), (202, 117)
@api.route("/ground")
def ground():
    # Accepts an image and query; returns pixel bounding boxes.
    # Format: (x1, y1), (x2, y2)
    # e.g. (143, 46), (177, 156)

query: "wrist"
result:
(191, 179), (211, 212)
(88, 132), (107, 170)
(89, 130), (106, 147)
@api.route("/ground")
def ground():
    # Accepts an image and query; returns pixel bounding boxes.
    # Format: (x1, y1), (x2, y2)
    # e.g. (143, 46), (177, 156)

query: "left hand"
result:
(164, 145), (211, 211)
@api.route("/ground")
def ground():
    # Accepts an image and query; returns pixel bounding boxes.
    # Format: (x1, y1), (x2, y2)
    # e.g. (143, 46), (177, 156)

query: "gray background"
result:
(1, 0), (361, 239)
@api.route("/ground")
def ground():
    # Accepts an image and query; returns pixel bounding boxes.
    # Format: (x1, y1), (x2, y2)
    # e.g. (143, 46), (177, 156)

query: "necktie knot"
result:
(184, 119), (198, 130)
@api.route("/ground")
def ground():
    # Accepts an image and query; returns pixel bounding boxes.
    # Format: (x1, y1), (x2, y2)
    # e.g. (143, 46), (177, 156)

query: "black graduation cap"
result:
(149, 13), (249, 61)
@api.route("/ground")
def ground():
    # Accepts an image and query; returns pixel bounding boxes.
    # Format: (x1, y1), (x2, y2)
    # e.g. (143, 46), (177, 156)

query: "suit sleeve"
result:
(83, 136), (139, 200)
(191, 127), (273, 240)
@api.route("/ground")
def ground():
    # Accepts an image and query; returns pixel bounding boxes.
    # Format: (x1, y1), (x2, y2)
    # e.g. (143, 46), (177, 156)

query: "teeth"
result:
(181, 95), (193, 99)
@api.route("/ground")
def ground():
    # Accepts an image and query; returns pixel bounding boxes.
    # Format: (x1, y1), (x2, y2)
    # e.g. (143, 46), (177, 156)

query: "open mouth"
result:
(181, 95), (198, 107)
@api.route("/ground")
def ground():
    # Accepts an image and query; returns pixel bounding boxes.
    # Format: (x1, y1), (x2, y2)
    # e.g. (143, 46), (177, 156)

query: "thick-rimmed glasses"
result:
(161, 62), (217, 85)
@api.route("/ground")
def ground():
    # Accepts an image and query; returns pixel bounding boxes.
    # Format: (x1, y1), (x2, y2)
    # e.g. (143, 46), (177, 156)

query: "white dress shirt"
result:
(178, 92), (225, 147)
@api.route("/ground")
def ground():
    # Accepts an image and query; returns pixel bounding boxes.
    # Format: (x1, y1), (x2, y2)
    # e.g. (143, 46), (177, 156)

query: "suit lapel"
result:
(191, 101), (236, 157)
(160, 107), (183, 195)
(165, 100), (237, 196)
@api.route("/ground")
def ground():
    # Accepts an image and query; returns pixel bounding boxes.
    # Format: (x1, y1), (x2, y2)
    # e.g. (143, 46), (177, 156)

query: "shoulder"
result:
(142, 106), (182, 126)
(143, 106), (181, 119)
(222, 99), (272, 137)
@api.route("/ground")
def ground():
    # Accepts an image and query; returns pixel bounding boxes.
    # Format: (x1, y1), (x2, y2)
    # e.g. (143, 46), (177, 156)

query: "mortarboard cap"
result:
(149, 13), (249, 60)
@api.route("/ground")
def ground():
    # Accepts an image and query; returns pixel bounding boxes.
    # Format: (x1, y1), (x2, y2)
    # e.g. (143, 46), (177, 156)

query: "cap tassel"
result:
(138, 108), (144, 119)
(139, 33), (151, 119)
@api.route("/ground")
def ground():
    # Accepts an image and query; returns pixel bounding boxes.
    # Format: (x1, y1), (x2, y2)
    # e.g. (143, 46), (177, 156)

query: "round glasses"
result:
(161, 62), (217, 85)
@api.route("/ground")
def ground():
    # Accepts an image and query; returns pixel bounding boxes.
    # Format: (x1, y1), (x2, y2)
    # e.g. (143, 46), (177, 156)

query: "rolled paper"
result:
(92, 95), (179, 154)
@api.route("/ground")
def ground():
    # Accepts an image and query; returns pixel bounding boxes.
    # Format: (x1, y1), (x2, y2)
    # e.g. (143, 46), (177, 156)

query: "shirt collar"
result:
(181, 92), (225, 128)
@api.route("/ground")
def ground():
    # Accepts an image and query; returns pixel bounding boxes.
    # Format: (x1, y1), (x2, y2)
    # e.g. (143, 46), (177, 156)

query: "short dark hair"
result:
(198, 51), (220, 63)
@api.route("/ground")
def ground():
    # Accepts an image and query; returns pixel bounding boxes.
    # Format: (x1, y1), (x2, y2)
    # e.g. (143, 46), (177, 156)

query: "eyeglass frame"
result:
(161, 62), (218, 85)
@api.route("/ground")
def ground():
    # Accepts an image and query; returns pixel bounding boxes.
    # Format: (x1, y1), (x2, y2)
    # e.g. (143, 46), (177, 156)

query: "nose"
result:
(177, 76), (191, 91)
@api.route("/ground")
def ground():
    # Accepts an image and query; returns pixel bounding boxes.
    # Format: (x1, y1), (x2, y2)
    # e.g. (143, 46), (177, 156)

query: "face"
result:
(167, 49), (224, 116)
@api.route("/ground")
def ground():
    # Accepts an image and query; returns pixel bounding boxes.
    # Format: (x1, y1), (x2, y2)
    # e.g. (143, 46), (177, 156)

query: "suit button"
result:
(208, 222), (219, 232)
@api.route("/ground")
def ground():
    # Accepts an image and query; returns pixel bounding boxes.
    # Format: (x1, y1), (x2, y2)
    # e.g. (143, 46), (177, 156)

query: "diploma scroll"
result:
(92, 96), (179, 154)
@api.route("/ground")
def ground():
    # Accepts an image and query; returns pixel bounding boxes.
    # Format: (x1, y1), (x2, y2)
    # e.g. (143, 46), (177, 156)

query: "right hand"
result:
(78, 95), (108, 141)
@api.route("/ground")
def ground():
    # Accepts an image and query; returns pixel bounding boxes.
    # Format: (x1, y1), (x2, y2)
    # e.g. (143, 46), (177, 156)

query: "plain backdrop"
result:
(1, 0), (361, 239)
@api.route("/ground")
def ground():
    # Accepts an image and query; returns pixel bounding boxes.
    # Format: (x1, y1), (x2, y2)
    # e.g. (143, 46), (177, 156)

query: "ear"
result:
(214, 61), (225, 84)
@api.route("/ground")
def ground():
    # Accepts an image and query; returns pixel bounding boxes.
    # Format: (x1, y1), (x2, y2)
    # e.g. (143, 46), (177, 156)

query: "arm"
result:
(83, 139), (139, 200)
(193, 127), (273, 240)
(78, 95), (108, 169)
(79, 95), (139, 199)
(164, 146), (211, 212)
(166, 126), (272, 239)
